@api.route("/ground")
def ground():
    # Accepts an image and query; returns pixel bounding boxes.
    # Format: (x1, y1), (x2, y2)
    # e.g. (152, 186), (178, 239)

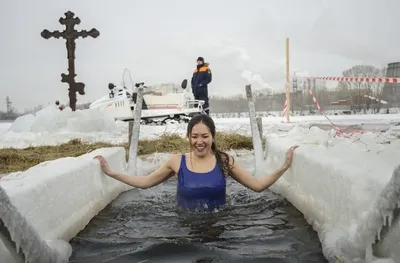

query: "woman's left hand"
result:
(283, 145), (299, 169)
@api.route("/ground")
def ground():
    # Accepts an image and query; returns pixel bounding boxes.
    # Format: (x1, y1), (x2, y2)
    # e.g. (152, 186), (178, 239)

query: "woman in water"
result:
(95, 114), (298, 211)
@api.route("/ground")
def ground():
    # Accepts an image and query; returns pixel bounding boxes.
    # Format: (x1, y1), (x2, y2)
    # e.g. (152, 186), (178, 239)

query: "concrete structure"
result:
(383, 62), (400, 103)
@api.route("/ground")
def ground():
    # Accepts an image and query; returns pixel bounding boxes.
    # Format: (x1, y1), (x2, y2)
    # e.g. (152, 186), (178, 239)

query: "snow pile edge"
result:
(0, 147), (132, 262)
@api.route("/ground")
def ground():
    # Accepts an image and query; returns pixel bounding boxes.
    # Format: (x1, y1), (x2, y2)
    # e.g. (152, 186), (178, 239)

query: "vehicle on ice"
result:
(89, 80), (205, 125)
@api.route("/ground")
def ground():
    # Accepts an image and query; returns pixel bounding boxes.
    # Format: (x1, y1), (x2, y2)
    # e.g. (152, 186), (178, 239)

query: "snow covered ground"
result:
(0, 107), (399, 149)
(0, 122), (11, 136)
(1, 107), (400, 262)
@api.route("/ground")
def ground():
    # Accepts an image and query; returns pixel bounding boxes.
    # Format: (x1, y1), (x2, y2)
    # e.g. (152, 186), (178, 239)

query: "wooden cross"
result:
(41, 11), (99, 111)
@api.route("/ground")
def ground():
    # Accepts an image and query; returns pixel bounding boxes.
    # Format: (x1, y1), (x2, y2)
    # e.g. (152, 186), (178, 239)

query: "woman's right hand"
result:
(94, 155), (113, 176)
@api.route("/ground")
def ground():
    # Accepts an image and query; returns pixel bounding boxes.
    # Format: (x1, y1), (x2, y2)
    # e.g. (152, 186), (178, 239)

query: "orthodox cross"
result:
(41, 11), (99, 111)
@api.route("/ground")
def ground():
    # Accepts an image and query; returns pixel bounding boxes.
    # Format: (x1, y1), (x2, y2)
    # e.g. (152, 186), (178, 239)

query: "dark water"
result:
(69, 177), (327, 263)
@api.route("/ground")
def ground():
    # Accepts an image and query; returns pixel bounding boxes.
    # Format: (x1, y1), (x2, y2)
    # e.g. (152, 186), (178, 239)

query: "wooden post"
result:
(286, 37), (291, 122)
(128, 122), (133, 150)
(256, 116), (263, 142)
(127, 85), (144, 174)
(256, 116), (268, 160)
(245, 85), (264, 172)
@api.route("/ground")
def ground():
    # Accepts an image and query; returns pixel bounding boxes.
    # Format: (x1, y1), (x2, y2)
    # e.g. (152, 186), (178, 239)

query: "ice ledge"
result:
(263, 134), (400, 262)
(0, 147), (133, 263)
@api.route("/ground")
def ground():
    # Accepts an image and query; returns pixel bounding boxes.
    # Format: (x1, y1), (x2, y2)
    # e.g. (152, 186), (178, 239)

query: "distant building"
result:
(382, 62), (400, 102)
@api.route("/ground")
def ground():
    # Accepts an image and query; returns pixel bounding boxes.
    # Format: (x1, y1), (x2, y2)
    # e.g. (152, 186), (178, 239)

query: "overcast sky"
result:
(0, 0), (399, 111)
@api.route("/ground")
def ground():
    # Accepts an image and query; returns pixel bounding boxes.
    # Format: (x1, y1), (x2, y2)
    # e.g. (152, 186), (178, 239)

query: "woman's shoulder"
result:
(164, 154), (185, 173)
(167, 153), (186, 165)
(169, 153), (184, 161)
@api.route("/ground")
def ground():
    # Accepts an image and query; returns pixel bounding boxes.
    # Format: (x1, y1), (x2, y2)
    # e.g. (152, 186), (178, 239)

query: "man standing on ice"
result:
(191, 56), (212, 115)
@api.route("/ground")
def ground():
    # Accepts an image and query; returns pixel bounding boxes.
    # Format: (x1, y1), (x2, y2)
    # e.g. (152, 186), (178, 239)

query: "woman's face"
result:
(189, 122), (213, 157)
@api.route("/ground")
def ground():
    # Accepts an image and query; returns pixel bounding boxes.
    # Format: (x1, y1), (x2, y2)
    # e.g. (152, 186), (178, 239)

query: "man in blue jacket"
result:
(191, 57), (212, 115)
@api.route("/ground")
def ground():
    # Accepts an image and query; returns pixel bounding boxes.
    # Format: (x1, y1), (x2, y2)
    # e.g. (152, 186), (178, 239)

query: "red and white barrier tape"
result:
(306, 87), (346, 136)
(282, 100), (288, 117)
(300, 76), (399, 84)
(280, 75), (393, 136)
(282, 87), (344, 135)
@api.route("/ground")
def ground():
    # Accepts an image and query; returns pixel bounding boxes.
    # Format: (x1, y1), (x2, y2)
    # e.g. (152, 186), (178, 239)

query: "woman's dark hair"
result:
(186, 114), (234, 175)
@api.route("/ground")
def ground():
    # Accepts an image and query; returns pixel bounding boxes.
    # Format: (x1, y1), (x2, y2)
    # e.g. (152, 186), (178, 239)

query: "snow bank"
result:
(263, 126), (400, 262)
(8, 106), (116, 133)
(2, 111), (399, 149)
(0, 147), (135, 262)
(0, 106), (126, 148)
(0, 119), (259, 149)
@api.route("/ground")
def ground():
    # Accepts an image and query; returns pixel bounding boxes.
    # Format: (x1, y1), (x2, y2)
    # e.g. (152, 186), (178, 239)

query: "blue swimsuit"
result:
(176, 154), (226, 211)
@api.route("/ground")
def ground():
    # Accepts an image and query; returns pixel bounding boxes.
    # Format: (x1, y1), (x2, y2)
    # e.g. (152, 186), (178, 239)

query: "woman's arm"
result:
(229, 146), (298, 192)
(230, 162), (289, 192)
(94, 154), (179, 189)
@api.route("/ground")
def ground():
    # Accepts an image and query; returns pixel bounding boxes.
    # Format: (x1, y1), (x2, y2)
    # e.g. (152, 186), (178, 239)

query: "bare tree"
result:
(315, 80), (329, 107)
(372, 67), (387, 113)
(337, 65), (386, 113)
